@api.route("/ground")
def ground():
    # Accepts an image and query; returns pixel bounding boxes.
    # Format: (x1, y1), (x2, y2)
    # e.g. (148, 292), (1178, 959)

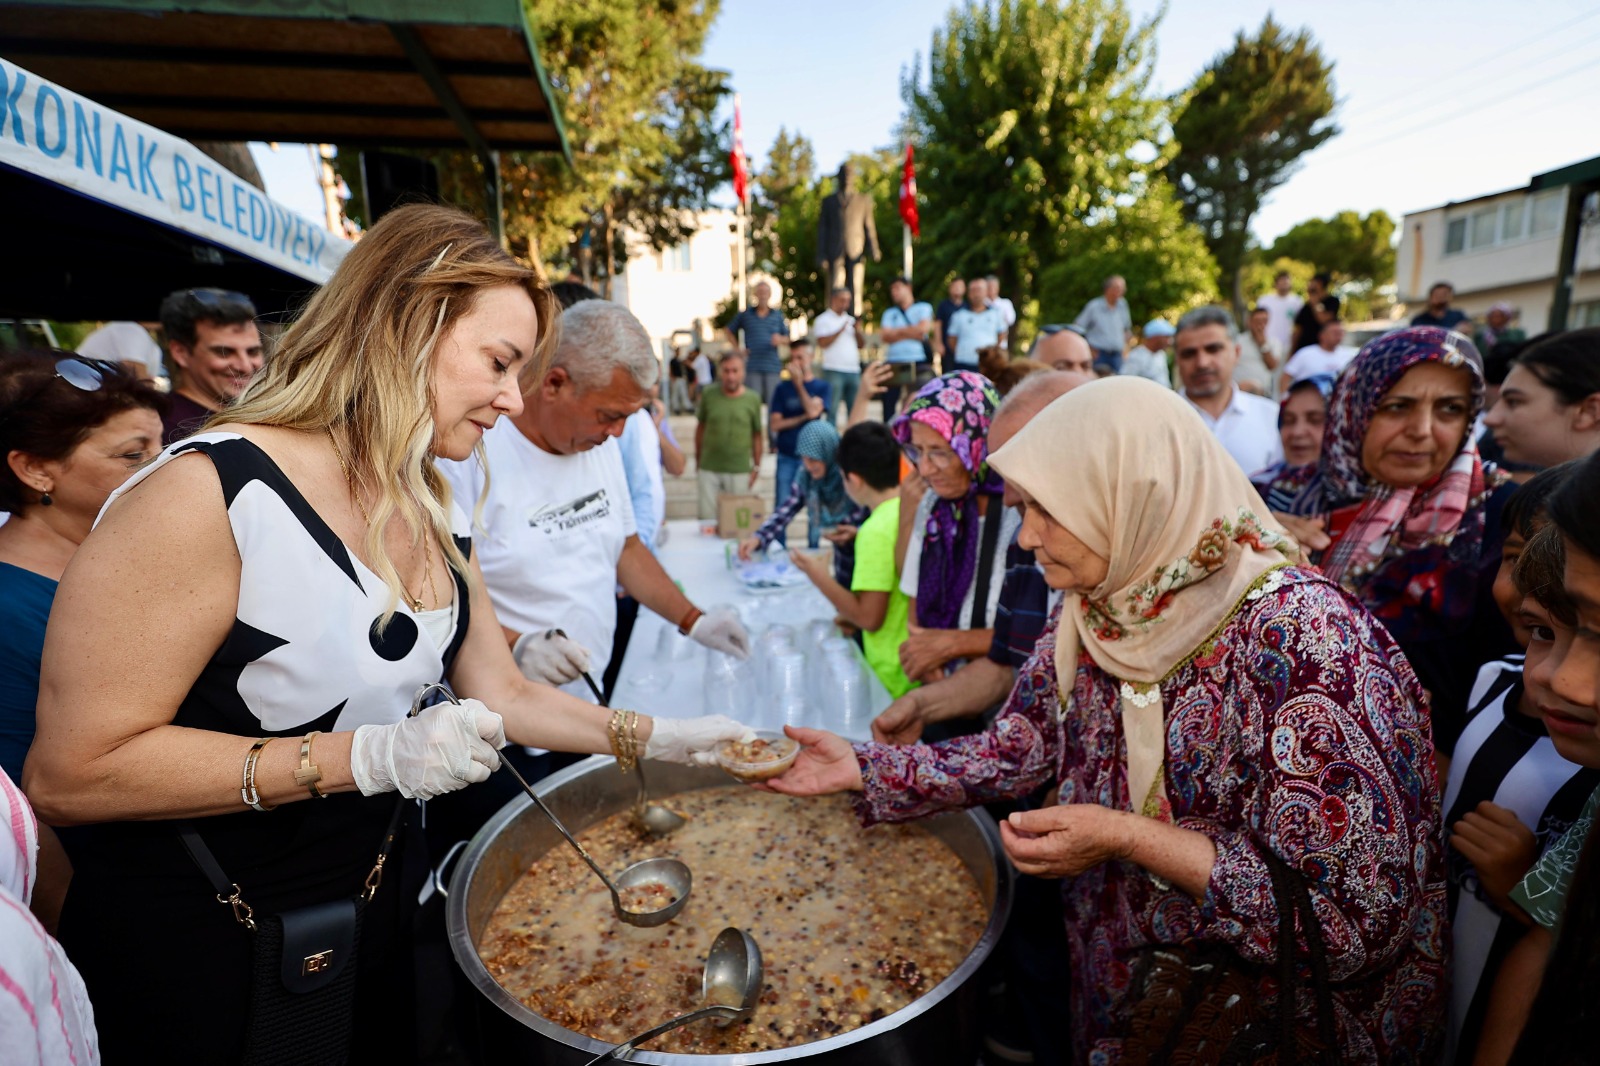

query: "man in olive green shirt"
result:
(695, 352), (764, 520)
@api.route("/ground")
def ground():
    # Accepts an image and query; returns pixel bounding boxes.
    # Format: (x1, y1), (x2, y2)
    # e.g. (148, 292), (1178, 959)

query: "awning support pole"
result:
(388, 22), (504, 243)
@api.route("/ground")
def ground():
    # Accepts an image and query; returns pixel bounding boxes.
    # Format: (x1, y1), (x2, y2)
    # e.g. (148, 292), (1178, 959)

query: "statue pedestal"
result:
(824, 258), (867, 316)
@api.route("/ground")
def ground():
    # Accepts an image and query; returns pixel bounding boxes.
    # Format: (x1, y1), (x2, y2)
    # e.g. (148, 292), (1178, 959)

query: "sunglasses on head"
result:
(1037, 324), (1086, 338)
(180, 287), (253, 309)
(1, 354), (122, 418)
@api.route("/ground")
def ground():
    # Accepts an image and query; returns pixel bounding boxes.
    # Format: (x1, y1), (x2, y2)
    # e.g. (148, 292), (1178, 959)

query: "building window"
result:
(1531, 189), (1564, 237)
(665, 242), (692, 272)
(1571, 300), (1600, 329)
(1501, 198), (1525, 242)
(1470, 206), (1499, 250)
(1445, 218), (1467, 255)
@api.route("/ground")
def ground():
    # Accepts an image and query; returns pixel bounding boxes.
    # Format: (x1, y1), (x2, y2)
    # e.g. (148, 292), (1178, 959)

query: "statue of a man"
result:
(816, 163), (880, 313)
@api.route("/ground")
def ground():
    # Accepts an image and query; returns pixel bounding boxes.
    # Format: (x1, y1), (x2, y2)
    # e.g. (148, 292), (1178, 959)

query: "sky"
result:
(255, 0), (1600, 245)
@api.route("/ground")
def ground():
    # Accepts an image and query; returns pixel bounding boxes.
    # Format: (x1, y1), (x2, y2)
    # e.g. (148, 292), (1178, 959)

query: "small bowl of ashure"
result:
(716, 732), (800, 783)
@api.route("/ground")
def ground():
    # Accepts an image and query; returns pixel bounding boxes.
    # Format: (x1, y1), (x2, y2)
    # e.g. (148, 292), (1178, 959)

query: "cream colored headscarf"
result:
(988, 377), (1295, 817)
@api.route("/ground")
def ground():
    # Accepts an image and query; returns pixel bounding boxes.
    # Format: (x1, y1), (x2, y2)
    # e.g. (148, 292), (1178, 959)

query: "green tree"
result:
(1268, 210), (1396, 288)
(336, 0), (726, 281)
(1170, 16), (1338, 313)
(1034, 177), (1219, 335)
(902, 0), (1173, 335)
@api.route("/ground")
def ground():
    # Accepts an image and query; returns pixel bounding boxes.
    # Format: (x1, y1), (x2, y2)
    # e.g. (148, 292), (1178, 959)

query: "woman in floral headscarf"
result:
(890, 371), (1019, 687)
(1264, 326), (1515, 753)
(763, 377), (1447, 1064)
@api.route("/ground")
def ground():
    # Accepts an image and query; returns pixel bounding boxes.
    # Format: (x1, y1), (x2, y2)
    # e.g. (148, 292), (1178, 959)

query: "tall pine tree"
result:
(1171, 17), (1339, 314)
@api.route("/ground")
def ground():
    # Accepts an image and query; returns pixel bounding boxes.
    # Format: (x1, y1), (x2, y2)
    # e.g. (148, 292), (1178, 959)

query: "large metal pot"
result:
(448, 756), (1013, 1064)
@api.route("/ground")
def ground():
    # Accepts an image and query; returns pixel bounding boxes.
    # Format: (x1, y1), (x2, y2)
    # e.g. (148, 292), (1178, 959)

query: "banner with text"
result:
(0, 55), (350, 283)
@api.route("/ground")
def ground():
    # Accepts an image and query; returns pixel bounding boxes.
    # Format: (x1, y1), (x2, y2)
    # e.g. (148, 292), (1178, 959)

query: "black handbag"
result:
(179, 797), (406, 1066)
(1120, 844), (1341, 1066)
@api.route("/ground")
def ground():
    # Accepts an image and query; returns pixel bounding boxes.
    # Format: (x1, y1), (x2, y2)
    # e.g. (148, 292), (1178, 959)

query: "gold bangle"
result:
(241, 738), (276, 812)
(626, 711), (640, 770)
(293, 731), (325, 799)
(606, 709), (626, 767)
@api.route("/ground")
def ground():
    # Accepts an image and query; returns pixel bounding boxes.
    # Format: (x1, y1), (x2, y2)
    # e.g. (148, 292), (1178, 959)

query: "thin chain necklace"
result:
(327, 429), (437, 612)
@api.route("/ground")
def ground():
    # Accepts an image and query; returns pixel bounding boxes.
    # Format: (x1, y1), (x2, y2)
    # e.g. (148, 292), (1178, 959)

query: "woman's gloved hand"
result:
(688, 612), (751, 660)
(644, 715), (756, 766)
(350, 698), (506, 800)
(512, 628), (593, 685)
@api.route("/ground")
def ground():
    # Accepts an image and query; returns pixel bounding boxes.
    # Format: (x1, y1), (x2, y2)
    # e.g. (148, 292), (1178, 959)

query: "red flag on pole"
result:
(731, 96), (750, 208)
(898, 143), (919, 238)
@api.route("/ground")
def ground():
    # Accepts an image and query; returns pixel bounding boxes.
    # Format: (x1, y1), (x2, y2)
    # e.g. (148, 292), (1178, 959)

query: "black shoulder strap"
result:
(179, 794), (407, 900)
(968, 496), (1005, 630)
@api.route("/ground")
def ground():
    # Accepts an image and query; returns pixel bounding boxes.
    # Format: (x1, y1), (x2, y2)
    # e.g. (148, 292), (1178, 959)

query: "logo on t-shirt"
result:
(528, 489), (612, 535)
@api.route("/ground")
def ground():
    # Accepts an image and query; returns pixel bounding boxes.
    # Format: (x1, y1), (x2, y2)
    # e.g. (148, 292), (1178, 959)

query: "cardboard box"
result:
(716, 493), (767, 540)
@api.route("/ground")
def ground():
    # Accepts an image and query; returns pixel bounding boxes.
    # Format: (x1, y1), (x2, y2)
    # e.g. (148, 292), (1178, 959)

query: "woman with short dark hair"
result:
(1483, 327), (1600, 470)
(0, 351), (168, 781)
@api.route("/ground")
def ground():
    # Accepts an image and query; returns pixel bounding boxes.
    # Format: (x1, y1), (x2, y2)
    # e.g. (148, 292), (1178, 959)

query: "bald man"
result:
(873, 369), (1091, 745)
(1033, 327), (1094, 376)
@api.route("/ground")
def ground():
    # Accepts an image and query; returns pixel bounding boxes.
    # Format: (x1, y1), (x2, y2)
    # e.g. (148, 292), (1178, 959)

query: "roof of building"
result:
(0, 0), (571, 162)
(1403, 154), (1600, 219)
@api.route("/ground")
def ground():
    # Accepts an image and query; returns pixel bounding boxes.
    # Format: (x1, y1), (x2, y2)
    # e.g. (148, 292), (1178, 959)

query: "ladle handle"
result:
(496, 754), (619, 898)
(580, 1006), (742, 1065)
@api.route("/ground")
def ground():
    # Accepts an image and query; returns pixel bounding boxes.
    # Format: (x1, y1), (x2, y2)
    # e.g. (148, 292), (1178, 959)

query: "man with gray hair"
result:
(439, 299), (751, 712)
(1173, 305), (1282, 474)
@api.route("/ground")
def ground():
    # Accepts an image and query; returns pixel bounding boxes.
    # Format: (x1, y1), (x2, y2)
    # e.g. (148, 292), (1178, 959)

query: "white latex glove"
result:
(645, 715), (757, 767)
(512, 628), (593, 685)
(689, 612), (751, 661)
(350, 698), (506, 800)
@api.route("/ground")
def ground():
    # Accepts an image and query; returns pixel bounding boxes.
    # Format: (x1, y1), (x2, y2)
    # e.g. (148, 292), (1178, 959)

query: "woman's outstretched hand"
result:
(758, 725), (864, 796)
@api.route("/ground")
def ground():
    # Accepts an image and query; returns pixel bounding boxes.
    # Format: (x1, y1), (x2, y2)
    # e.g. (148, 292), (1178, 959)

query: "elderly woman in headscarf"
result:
(765, 377), (1447, 1063)
(738, 419), (868, 583)
(1263, 327), (1516, 756)
(891, 370), (1018, 686)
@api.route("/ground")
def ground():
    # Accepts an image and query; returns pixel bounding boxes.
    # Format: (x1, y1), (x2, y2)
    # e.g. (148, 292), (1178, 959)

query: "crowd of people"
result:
(4, 200), (1600, 1066)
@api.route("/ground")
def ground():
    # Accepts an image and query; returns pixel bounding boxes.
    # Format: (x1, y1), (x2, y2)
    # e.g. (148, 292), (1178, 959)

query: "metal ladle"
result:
(581, 927), (763, 1065)
(408, 683), (691, 927)
(556, 639), (688, 838)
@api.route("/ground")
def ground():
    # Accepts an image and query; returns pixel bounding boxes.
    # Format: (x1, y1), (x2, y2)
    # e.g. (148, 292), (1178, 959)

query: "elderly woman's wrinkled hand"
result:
(999, 804), (1134, 879)
(756, 725), (863, 795)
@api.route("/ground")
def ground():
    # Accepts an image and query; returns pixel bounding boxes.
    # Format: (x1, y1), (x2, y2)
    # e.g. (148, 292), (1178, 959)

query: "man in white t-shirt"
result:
(1281, 319), (1358, 392)
(1257, 270), (1304, 357)
(813, 286), (865, 421)
(985, 274), (1017, 346)
(439, 301), (750, 709)
(1173, 306), (1283, 476)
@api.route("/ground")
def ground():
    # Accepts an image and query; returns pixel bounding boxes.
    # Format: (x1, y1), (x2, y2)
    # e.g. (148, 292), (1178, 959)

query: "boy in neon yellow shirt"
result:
(788, 423), (916, 697)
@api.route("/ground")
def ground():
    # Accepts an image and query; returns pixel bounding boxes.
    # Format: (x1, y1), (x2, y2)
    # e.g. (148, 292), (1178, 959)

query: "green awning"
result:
(0, 0), (571, 163)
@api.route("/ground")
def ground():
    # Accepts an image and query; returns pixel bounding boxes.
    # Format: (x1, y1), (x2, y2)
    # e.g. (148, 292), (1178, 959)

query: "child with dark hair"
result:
(1471, 512), (1600, 1065)
(787, 422), (914, 696)
(1442, 462), (1600, 1063)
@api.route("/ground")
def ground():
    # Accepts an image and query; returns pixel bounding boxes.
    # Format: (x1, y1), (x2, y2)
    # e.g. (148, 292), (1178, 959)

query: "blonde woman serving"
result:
(23, 205), (749, 1063)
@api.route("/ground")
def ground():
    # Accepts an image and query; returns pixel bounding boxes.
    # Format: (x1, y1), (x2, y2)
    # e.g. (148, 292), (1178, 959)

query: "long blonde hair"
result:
(217, 203), (559, 619)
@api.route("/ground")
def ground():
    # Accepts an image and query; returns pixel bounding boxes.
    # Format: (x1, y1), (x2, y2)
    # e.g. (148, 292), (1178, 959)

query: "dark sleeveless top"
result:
(57, 433), (473, 1062)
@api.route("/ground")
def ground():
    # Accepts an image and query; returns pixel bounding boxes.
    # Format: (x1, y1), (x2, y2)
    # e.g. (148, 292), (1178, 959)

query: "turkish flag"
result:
(731, 100), (750, 208)
(898, 143), (919, 237)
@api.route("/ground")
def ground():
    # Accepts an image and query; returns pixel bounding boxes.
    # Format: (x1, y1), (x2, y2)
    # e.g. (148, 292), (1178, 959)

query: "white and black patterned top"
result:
(67, 432), (473, 890)
(1441, 655), (1600, 1062)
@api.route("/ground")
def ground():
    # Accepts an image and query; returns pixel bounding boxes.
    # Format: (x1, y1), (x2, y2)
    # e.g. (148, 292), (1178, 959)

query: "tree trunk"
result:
(601, 202), (616, 300)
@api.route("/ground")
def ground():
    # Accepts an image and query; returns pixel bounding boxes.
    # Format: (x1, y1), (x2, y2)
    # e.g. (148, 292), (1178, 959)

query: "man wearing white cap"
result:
(1120, 319), (1174, 387)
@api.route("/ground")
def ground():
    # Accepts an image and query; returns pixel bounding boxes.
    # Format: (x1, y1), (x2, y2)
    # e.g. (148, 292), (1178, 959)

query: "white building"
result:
(1397, 157), (1600, 331)
(610, 209), (746, 360)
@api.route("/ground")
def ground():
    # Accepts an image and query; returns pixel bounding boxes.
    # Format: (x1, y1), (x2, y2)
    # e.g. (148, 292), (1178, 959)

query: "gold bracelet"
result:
(293, 731), (325, 799)
(241, 738), (277, 812)
(626, 711), (640, 770)
(606, 709), (626, 767)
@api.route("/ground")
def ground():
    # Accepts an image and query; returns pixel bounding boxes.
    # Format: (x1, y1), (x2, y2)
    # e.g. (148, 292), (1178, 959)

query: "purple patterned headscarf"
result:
(890, 371), (1003, 630)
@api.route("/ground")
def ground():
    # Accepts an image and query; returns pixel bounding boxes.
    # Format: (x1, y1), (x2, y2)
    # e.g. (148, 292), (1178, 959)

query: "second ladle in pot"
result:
(408, 682), (691, 927)
(582, 926), (764, 1065)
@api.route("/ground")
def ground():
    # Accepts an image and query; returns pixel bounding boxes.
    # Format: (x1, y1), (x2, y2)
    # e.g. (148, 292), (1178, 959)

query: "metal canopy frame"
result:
(0, 0), (570, 237)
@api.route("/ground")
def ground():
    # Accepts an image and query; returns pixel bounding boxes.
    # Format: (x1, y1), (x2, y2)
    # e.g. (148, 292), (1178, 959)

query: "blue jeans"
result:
(1093, 348), (1123, 373)
(773, 452), (803, 548)
(823, 369), (859, 422)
